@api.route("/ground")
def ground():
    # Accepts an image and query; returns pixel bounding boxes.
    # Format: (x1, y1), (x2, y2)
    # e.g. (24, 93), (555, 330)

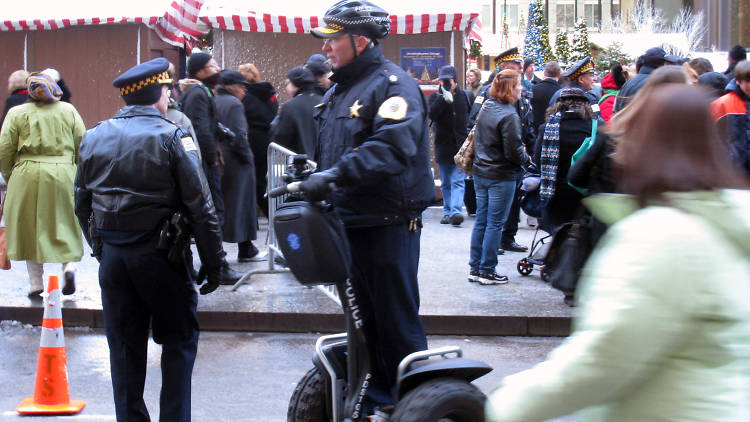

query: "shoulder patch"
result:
(181, 136), (198, 152)
(474, 95), (485, 104)
(377, 96), (408, 120)
(389, 74), (398, 83)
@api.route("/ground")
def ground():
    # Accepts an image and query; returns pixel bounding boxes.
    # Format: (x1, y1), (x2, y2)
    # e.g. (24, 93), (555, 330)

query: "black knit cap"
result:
(287, 67), (316, 88)
(187, 52), (213, 77)
(730, 45), (747, 62)
(113, 57), (172, 105)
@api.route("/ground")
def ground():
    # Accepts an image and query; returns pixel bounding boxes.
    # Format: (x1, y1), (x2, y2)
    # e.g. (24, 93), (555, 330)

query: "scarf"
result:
(540, 112), (562, 202)
(27, 73), (61, 103)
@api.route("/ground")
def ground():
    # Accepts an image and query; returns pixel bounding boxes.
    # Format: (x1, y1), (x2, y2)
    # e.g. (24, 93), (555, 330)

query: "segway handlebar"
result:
(269, 182), (303, 198)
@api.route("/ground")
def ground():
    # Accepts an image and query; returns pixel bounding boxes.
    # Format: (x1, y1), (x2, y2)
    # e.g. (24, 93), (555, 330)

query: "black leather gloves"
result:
(299, 168), (342, 201)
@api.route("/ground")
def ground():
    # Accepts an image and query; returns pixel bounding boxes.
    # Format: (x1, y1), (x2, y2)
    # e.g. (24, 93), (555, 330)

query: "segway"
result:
(270, 156), (492, 422)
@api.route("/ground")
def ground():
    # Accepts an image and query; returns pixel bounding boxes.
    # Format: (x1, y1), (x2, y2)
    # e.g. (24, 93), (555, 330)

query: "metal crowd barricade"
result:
(231, 143), (342, 305)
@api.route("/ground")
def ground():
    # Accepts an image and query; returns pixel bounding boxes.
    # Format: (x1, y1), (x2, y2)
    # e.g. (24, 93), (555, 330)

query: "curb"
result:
(0, 306), (571, 337)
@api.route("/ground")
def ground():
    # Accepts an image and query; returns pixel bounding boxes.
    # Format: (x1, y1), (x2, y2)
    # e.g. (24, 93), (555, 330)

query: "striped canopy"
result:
(2, 0), (482, 47)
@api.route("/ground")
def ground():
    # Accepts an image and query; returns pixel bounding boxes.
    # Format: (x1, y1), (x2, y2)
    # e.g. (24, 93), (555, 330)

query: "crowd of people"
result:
(0, 0), (748, 419)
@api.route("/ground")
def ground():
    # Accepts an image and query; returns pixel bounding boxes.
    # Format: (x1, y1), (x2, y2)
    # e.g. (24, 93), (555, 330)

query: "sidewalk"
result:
(0, 207), (572, 336)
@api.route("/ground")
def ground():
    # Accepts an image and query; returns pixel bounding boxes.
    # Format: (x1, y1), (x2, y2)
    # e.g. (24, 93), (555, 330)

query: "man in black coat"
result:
(531, 61), (561, 130)
(613, 47), (681, 113)
(269, 66), (322, 157)
(428, 65), (470, 226)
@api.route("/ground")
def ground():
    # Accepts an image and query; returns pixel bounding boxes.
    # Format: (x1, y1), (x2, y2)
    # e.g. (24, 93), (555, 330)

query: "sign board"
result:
(400, 47), (447, 97)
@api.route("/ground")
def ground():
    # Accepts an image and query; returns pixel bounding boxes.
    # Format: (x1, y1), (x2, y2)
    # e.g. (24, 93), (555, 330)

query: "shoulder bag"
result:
(454, 103), (487, 175)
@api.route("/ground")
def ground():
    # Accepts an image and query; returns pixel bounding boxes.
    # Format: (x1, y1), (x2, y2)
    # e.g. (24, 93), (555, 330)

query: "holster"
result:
(156, 212), (191, 266)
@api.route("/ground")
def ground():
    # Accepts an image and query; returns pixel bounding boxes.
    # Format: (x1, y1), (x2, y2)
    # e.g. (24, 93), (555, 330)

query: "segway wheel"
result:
(517, 258), (533, 276)
(287, 367), (327, 422)
(390, 378), (486, 422)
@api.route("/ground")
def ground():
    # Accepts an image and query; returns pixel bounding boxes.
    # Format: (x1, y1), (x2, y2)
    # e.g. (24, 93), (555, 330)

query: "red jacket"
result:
(710, 80), (749, 174)
(598, 73), (619, 123)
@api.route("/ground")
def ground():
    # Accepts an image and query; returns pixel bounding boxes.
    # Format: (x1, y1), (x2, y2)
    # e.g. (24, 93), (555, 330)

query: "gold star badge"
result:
(349, 99), (363, 118)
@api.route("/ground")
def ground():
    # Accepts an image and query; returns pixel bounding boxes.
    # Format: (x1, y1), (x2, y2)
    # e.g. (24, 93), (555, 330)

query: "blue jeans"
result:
(439, 163), (466, 216)
(469, 175), (516, 273)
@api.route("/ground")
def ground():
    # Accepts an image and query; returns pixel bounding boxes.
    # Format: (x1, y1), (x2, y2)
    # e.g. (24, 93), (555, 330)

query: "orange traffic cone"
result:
(16, 275), (86, 415)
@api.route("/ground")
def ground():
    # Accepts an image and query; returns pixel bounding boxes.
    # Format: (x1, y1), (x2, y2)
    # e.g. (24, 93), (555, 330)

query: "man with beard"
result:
(180, 52), (242, 283)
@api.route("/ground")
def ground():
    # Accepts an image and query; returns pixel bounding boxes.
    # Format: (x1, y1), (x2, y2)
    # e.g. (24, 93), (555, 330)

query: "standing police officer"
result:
(74, 58), (227, 422)
(306, 0), (435, 414)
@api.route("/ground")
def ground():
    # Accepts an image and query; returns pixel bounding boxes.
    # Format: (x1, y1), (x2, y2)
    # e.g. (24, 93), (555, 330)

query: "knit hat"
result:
(187, 52), (213, 77)
(729, 45), (747, 62)
(287, 67), (316, 88)
(305, 60), (331, 77)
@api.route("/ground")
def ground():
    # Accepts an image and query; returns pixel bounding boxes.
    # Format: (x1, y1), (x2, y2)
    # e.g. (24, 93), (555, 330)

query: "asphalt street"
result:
(0, 321), (568, 422)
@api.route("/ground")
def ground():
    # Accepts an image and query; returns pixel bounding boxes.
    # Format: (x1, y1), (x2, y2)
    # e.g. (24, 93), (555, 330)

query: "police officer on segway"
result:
(74, 58), (228, 422)
(304, 0), (435, 415)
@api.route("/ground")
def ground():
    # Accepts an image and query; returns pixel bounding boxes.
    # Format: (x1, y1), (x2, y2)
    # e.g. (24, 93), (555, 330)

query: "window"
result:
(556, 4), (575, 30)
(584, 4), (601, 28)
(482, 4), (492, 33)
(610, 0), (621, 19)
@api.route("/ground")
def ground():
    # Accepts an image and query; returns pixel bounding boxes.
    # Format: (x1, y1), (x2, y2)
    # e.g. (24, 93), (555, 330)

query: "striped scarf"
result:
(27, 73), (62, 103)
(540, 112), (562, 202)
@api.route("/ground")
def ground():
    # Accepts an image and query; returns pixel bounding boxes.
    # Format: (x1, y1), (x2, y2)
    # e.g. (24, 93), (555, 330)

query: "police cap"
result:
(495, 47), (522, 65)
(563, 57), (594, 80)
(113, 57), (172, 106)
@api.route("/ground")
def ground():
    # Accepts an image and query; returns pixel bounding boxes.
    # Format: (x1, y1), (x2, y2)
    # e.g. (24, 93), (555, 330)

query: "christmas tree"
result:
(555, 30), (571, 67)
(524, 0), (554, 66)
(569, 18), (591, 63)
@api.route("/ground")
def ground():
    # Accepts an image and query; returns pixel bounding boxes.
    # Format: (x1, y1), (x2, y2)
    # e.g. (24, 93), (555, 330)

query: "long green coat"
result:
(0, 101), (85, 262)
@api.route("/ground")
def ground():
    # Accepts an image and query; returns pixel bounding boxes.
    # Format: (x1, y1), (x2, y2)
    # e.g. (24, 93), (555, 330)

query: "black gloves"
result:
(197, 264), (222, 295)
(299, 168), (342, 201)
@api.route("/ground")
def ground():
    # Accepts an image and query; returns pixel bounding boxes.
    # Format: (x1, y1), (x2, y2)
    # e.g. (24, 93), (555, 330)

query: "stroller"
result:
(516, 171), (554, 281)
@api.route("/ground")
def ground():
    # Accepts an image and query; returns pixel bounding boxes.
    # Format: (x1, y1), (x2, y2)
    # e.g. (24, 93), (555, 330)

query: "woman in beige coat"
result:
(0, 73), (85, 296)
(486, 85), (750, 421)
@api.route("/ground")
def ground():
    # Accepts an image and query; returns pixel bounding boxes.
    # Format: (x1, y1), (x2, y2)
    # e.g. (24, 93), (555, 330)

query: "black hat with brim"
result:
(495, 47), (522, 64)
(563, 57), (594, 80)
(113, 57), (172, 105)
(220, 70), (250, 86)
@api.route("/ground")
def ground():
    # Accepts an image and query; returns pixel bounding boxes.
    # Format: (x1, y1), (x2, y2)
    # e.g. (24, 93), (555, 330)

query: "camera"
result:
(441, 79), (451, 91)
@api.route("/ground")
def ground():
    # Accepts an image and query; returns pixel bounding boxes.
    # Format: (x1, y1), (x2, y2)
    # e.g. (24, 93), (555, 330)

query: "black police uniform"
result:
(313, 43), (435, 405)
(548, 57), (601, 107)
(74, 58), (225, 422)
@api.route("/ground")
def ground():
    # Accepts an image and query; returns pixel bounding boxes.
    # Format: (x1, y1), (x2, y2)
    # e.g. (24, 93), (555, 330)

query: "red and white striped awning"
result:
(1, 1), (481, 47)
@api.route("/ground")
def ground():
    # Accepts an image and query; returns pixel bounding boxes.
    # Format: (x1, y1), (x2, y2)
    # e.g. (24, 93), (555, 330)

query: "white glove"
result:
(440, 85), (454, 104)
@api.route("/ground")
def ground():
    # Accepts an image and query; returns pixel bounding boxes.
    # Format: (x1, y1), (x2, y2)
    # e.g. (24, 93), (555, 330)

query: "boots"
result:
(218, 261), (243, 285)
(26, 261), (44, 297)
(237, 241), (261, 262)
(62, 262), (76, 295)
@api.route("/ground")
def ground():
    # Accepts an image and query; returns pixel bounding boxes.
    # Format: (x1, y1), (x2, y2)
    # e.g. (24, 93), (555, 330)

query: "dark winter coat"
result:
(472, 98), (530, 181)
(269, 85), (322, 156)
(613, 65), (657, 114)
(242, 81), (278, 214)
(1, 90), (28, 129)
(428, 88), (470, 164)
(534, 114), (591, 230)
(548, 81), (600, 108)
(710, 79), (750, 176)
(214, 88), (257, 243)
(180, 81), (219, 166)
(567, 131), (616, 195)
(314, 44), (435, 227)
(531, 78), (560, 130)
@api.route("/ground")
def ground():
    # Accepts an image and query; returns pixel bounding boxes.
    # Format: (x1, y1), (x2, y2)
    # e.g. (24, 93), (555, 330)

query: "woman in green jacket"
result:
(486, 85), (750, 421)
(0, 73), (85, 297)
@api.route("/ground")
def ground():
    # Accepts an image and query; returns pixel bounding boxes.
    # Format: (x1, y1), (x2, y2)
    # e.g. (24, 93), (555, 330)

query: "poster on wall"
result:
(400, 47), (446, 96)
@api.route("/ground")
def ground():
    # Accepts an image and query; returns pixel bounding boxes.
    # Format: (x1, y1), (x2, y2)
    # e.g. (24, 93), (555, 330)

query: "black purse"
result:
(543, 216), (594, 295)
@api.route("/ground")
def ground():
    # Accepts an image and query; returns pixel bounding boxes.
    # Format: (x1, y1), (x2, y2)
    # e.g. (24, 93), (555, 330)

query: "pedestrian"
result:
(75, 58), (229, 422)
(486, 84), (750, 422)
(688, 57), (714, 76)
(215, 70), (261, 262)
(429, 65), (470, 226)
(613, 46), (681, 113)
(307, 0), (435, 415)
(522, 58), (541, 90)
(723, 45), (747, 79)
(1, 70), (29, 128)
(238, 62), (278, 217)
(269, 66), (322, 157)
(469, 70), (531, 285)
(613, 65), (689, 130)
(465, 68), (482, 100)
(531, 61), (561, 130)
(165, 62), (200, 159)
(0, 72), (85, 297)
(535, 88), (598, 232)
(698, 71), (729, 100)
(598, 64), (627, 122)
(548, 57), (600, 106)
(711, 59), (750, 176)
(39, 68), (72, 103)
(304, 54), (332, 96)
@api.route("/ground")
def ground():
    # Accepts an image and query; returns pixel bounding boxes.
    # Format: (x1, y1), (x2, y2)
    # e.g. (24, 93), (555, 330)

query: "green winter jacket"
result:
(487, 190), (750, 422)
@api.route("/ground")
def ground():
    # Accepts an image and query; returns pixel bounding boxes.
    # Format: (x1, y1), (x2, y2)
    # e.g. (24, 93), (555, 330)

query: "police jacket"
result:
(180, 81), (219, 166)
(315, 44), (434, 227)
(548, 81), (601, 108)
(472, 98), (530, 181)
(74, 106), (225, 270)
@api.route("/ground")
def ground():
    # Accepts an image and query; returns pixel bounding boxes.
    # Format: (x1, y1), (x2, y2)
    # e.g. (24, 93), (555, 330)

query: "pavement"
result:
(0, 321), (570, 422)
(0, 206), (573, 336)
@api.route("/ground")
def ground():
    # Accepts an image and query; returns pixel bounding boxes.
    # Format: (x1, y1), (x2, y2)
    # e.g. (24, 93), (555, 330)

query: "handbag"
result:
(544, 216), (594, 295)
(567, 119), (598, 195)
(454, 103), (487, 175)
(0, 190), (10, 270)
